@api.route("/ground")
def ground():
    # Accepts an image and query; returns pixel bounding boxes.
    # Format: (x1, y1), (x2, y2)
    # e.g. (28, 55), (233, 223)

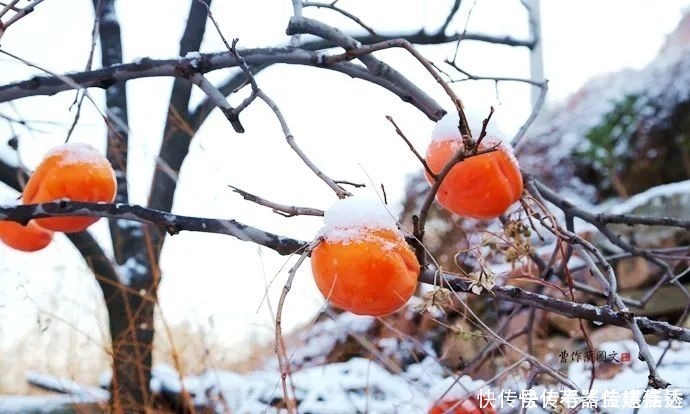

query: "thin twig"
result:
(0, 1), (20, 13)
(303, 1), (377, 35)
(65, 0), (103, 143)
(474, 105), (494, 150)
(334, 180), (365, 188)
(513, 80), (548, 149)
(324, 38), (472, 138)
(437, 0), (462, 36)
(0, 49), (118, 133)
(0, 0), (47, 40)
(229, 185), (324, 217)
(258, 89), (350, 198)
(527, 178), (672, 388)
(445, 60), (545, 87)
(275, 238), (321, 413)
(386, 115), (436, 179)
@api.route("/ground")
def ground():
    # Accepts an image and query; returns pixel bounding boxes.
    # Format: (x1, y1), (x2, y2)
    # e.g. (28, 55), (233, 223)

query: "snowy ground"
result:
(1, 339), (688, 413)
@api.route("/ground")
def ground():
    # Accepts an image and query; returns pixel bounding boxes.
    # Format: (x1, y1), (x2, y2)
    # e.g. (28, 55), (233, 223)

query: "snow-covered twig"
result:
(26, 372), (109, 399)
(0, 49), (444, 121)
(0, 201), (307, 256)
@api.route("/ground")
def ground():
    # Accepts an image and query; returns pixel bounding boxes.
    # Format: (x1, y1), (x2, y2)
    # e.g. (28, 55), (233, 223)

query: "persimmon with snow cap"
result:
(425, 113), (523, 220)
(22, 143), (117, 233)
(310, 195), (419, 316)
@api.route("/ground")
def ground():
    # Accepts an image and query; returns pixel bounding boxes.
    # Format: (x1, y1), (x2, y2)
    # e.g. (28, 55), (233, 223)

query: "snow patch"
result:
(431, 110), (505, 143)
(567, 340), (690, 413)
(605, 179), (690, 215)
(185, 51), (202, 59)
(116, 257), (148, 285)
(319, 194), (398, 243)
(0, 143), (19, 170)
(289, 312), (375, 367)
(432, 112), (464, 143)
(44, 143), (107, 167)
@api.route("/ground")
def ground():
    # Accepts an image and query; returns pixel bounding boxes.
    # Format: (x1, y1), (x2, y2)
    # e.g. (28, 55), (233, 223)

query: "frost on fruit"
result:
(319, 194), (400, 243)
(45, 143), (110, 167)
(431, 110), (505, 143)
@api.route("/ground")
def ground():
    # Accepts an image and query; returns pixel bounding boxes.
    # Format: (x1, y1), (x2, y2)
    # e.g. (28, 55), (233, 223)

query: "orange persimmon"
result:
(428, 395), (497, 414)
(425, 130), (523, 220)
(0, 220), (53, 252)
(22, 143), (117, 233)
(311, 196), (419, 316)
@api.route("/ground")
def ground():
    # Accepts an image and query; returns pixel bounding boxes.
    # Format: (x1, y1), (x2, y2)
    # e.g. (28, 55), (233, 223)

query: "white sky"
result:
(1, 0), (689, 363)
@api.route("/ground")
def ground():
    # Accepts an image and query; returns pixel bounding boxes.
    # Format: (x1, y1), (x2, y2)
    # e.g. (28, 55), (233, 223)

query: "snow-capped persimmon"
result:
(428, 395), (497, 414)
(22, 143), (117, 233)
(425, 113), (523, 220)
(0, 220), (53, 252)
(311, 196), (420, 317)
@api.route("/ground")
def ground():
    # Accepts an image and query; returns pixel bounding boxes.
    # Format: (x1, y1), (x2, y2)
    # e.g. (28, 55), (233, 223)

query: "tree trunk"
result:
(107, 283), (156, 412)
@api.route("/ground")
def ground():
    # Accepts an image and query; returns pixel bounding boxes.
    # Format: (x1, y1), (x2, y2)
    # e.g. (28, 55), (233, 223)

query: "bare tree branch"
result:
(385, 115), (436, 179)
(0, 201), (308, 256)
(287, 17), (447, 122)
(189, 72), (244, 132)
(229, 185), (324, 217)
(1, 199), (688, 344)
(418, 269), (690, 342)
(512, 80), (548, 148)
(0, 0), (47, 40)
(0, 49), (445, 120)
(320, 36), (472, 138)
(437, 0), (462, 36)
(303, 1), (377, 35)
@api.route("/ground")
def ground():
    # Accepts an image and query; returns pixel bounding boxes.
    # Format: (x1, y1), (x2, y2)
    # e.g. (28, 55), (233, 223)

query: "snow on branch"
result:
(0, 201), (307, 256)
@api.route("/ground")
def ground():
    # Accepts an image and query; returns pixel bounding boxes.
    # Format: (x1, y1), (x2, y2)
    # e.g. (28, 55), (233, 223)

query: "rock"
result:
(589, 326), (633, 349)
(517, 12), (690, 202)
(597, 181), (690, 249)
(549, 313), (584, 339)
(616, 256), (654, 290)
(439, 319), (483, 370)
